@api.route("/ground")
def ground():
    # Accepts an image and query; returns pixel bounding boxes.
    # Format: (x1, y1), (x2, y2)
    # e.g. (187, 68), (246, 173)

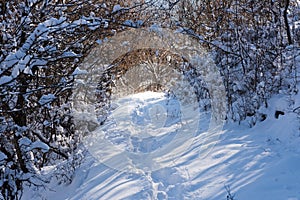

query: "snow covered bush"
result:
(0, 0), (299, 199)
(174, 0), (300, 125)
(0, 0), (151, 199)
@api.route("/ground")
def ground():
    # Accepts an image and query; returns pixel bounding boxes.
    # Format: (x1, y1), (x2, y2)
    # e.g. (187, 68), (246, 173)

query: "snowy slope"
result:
(23, 91), (300, 200)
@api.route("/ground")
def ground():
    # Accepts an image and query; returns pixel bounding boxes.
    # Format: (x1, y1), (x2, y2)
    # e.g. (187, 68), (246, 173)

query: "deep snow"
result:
(23, 91), (300, 200)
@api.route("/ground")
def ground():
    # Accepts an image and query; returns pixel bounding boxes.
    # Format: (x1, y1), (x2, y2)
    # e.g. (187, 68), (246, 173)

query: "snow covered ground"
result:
(23, 91), (300, 200)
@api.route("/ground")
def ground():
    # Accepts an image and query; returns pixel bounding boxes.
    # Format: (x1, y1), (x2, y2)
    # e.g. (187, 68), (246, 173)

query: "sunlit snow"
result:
(23, 91), (300, 200)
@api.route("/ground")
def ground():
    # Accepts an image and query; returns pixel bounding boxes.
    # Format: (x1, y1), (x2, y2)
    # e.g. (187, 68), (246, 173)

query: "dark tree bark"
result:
(283, 0), (292, 44)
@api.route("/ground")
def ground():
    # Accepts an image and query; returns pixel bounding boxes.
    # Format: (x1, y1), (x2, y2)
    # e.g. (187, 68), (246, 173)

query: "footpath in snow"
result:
(24, 91), (300, 200)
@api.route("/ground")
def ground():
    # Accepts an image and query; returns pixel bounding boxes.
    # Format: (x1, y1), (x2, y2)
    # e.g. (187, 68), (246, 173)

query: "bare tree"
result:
(0, 0), (153, 199)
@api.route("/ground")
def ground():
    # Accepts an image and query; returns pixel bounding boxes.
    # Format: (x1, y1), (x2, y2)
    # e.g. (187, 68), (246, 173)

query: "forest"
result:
(0, 0), (300, 199)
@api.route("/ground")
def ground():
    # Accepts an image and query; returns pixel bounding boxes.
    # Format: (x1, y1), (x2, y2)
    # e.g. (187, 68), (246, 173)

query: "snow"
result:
(23, 91), (300, 200)
(0, 16), (75, 87)
(61, 51), (79, 58)
(72, 67), (88, 76)
(18, 137), (50, 153)
(0, 75), (13, 85)
(113, 5), (123, 13)
(123, 20), (135, 27)
(0, 152), (7, 161)
(19, 137), (32, 147)
(29, 141), (49, 153)
(149, 24), (163, 34)
(123, 20), (144, 28)
(38, 94), (56, 105)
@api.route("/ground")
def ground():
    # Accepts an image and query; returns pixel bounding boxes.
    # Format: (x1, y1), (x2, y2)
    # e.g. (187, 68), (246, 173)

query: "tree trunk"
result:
(283, 0), (292, 44)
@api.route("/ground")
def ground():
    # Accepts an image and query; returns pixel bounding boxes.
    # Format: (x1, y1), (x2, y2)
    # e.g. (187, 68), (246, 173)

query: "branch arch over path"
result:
(73, 28), (227, 170)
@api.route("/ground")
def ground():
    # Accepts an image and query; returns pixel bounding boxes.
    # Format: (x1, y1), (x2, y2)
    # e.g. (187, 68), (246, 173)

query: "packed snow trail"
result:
(83, 91), (215, 173)
(23, 92), (300, 200)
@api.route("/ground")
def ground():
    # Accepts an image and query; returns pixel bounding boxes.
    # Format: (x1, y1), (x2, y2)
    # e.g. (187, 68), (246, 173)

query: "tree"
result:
(0, 0), (152, 199)
(173, 0), (299, 125)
